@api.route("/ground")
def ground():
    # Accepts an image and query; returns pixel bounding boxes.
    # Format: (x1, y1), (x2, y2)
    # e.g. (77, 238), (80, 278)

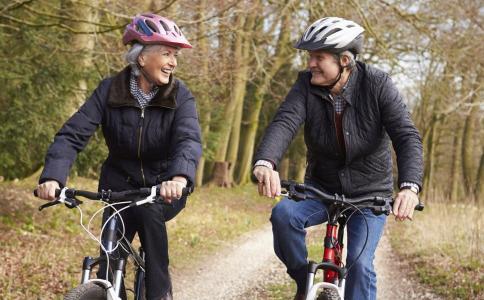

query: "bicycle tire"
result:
(64, 282), (106, 300)
(317, 288), (341, 300)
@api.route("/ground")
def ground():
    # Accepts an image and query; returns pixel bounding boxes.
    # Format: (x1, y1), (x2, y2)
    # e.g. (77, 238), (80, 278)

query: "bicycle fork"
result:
(305, 212), (348, 299)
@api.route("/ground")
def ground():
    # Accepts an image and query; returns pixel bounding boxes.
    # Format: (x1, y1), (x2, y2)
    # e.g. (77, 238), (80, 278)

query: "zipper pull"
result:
(141, 109), (145, 119)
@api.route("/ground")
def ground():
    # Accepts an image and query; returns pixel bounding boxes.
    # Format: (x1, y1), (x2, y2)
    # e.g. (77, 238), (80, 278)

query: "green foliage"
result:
(0, 26), (70, 178)
(0, 1), (116, 180)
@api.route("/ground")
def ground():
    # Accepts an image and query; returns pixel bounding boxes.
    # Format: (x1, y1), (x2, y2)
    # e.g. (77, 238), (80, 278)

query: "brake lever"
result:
(39, 200), (61, 211)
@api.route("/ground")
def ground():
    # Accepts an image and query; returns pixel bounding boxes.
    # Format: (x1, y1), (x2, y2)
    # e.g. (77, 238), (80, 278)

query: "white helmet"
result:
(295, 17), (365, 55)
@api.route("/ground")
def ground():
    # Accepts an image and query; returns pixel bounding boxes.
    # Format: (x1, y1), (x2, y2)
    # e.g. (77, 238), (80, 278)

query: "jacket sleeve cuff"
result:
(165, 158), (197, 188)
(39, 159), (72, 187)
(398, 179), (422, 193)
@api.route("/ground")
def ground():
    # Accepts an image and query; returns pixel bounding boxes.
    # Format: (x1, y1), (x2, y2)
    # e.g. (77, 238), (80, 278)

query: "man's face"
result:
(307, 50), (340, 86)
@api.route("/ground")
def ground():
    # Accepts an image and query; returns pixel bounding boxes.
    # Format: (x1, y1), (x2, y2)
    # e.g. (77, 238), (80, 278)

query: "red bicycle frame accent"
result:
(323, 223), (343, 283)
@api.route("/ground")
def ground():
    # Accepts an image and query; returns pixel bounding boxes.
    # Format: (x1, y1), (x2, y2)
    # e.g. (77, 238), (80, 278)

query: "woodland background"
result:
(0, 1), (482, 298)
(0, 0), (482, 202)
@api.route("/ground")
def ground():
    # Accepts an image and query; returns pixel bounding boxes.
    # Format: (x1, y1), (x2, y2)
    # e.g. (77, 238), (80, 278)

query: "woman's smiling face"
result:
(139, 44), (179, 85)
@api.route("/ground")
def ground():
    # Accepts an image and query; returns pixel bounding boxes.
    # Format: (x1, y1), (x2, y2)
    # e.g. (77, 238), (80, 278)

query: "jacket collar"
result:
(309, 65), (359, 106)
(107, 66), (178, 109)
(339, 65), (359, 105)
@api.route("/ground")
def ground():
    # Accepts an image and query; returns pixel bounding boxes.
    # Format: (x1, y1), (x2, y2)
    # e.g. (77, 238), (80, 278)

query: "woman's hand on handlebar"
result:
(393, 189), (419, 221)
(36, 180), (60, 201)
(159, 176), (187, 204)
(253, 166), (281, 198)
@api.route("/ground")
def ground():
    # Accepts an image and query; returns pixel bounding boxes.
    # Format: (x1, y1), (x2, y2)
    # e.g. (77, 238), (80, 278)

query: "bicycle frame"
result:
(280, 180), (423, 300)
(305, 204), (348, 300)
(79, 212), (146, 300)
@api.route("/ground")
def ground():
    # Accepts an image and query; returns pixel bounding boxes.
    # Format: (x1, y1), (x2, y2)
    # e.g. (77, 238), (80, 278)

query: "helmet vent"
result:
(145, 20), (160, 33)
(159, 20), (170, 33)
(173, 25), (182, 35)
(136, 20), (153, 36)
(325, 28), (341, 37)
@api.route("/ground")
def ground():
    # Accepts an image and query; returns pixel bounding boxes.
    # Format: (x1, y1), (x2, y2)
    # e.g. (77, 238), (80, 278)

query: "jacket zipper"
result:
(138, 108), (146, 187)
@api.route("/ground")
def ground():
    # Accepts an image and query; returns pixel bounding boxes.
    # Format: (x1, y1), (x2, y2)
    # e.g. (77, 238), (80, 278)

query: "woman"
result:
(36, 13), (202, 300)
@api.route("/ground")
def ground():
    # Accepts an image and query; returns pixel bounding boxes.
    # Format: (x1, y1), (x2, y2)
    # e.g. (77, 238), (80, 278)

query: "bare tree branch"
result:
(0, 0), (34, 13)
(21, 4), (119, 28)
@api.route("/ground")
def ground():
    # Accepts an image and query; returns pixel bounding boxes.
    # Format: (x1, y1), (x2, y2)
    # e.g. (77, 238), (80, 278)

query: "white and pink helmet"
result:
(122, 13), (192, 48)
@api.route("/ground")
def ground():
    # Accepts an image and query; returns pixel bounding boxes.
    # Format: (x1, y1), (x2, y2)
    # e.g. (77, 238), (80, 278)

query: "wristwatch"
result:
(400, 182), (420, 195)
(254, 160), (274, 170)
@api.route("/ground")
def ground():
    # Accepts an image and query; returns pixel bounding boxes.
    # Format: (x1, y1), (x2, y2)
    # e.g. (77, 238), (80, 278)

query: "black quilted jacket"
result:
(254, 61), (423, 197)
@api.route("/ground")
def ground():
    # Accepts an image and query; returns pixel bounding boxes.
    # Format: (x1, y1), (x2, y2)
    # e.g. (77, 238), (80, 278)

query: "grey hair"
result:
(124, 44), (167, 76)
(338, 50), (357, 69)
(125, 43), (145, 76)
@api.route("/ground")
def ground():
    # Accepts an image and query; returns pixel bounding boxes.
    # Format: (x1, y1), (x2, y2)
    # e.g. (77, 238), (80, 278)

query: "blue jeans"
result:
(270, 197), (386, 300)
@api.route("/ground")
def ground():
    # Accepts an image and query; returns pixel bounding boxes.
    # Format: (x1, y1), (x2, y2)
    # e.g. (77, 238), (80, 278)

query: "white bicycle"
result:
(34, 185), (189, 300)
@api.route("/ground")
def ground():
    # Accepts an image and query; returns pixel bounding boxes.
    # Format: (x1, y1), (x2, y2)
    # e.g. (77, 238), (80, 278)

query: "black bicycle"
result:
(280, 180), (424, 300)
(34, 185), (189, 300)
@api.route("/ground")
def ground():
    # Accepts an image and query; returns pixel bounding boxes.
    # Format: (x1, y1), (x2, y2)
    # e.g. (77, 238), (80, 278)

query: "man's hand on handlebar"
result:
(159, 176), (187, 204)
(393, 189), (419, 221)
(253, 166), (281, 198)
(36, 180), (60, 201)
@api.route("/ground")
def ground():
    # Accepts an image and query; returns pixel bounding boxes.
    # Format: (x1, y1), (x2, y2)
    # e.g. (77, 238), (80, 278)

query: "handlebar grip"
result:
(415, 203), (424, 211)
(33, 189), (62, 198)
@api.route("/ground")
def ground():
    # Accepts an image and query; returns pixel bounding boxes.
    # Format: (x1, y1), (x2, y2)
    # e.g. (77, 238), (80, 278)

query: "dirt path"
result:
(172, 225), (284, 300)
(375, 230), (441, 299)
(172, 225), (440, 299)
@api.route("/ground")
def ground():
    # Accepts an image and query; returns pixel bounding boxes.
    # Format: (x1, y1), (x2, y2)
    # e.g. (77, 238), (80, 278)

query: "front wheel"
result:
(317, 288), (341, 300)
(64, 282), (106, 300)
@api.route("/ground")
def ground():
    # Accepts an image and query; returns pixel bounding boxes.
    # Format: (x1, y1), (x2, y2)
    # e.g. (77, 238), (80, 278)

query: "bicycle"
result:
(34, 185), (189, 300)
(279, 180), (424, 300)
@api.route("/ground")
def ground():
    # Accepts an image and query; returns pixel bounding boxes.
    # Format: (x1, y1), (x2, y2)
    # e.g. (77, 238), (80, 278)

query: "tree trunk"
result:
(237, 8), (292, 183)
(211, 4), (257, 185)
(461, 86), (479, 195)
(195, 0), (211, 187)
(211, 14), (246, 164)
(422, 116), (440, 196)
(450, 122), (464, 201)
(475, 153), (483, 203)
(61, 0), (99, 114)
(226, 97), (244, 180)
(209, 161), (233, 187)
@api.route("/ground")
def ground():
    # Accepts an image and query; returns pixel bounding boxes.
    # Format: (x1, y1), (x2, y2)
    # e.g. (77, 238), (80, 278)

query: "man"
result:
(253, 17), (423, 300)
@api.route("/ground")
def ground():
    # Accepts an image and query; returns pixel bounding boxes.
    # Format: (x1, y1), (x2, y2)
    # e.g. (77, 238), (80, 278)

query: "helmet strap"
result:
(321, 63), (344, 91)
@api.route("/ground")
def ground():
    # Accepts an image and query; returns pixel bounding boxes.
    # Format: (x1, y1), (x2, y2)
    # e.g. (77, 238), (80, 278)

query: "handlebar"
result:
(280, 180), (424, 214)
(33, 186), (192, 211)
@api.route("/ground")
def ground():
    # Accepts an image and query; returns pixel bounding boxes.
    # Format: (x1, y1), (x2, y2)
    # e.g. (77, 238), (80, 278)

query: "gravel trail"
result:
(172, 225), (440, 299)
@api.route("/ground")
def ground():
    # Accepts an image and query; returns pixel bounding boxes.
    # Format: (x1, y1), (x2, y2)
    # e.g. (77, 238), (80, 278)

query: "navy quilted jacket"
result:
(40, 66), (202, 191)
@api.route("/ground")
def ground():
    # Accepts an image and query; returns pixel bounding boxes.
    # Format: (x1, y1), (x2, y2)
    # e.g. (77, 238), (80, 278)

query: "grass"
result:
(388, 201), (483, 299)
(0, 177), (272, 299)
